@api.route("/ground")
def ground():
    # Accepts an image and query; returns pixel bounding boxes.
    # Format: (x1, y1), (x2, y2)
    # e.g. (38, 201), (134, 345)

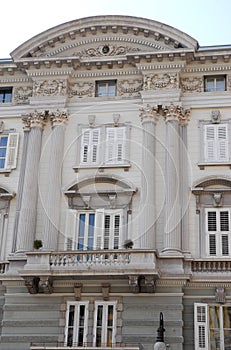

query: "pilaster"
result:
(139, 104), (159, 248)
(15, 111), (47, 253)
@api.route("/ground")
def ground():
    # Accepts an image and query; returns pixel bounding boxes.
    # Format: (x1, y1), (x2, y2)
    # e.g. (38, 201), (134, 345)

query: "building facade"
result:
(0, 15), (231, 350)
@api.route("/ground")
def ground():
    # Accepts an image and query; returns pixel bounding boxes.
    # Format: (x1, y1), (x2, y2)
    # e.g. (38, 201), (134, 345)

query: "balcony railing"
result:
(30, 342), (142, 350)
(192, 260), (231, 273)
(22, 249), (158, 277)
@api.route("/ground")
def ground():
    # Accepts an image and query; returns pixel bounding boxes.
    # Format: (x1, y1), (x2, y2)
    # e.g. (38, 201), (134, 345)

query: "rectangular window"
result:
(204, 75), (226, 92)
(95, 80), (117, 97)
(80, 128), (100, 165)
(204, 124), (229, 162)
(65, 302), (89, 347)
(105, 127), (126, 164)
(206, 208), (231, 257)
(65, 209), (123, 251)
(0, 87), (12, 103)
(93, 301), (117, 347)
(194, 303), (231, 350)
(0, 133), (19, 170)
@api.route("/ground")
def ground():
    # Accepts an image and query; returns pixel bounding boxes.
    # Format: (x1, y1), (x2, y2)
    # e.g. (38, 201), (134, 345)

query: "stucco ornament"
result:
(33, 79), (67, 96)
(180, 77), (203, 92)
(14, 86), (33, 104)
(74, 44), (141, 58)
(143, 73), (177, 90)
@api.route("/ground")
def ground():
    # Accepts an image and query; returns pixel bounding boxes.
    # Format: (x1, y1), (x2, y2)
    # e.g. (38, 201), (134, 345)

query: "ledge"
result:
(73, 163), (131, 172)
(197, 162), (231, 169)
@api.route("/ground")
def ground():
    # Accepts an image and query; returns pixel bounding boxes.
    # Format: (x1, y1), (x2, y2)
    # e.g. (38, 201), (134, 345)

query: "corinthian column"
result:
(139, 104), (159, 248)
(162, 104), (190, 256)
(16, 111), (47, 253)
(42, 110), (68, 250)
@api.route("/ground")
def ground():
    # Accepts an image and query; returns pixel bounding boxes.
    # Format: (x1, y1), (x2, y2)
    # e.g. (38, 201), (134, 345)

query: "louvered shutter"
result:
(194, 303), (209, 350)
(220, 210), (230, 256)
(105, 127), (126, 164)
(204, 125), (216, 161)
(207, 211), (217, 256)
(217, 125), (228, 161)
(80, 128), (100, 164)
(5, 133), (19, 169)
(94, 209), (104, 249)
(65, 209), (77, 250)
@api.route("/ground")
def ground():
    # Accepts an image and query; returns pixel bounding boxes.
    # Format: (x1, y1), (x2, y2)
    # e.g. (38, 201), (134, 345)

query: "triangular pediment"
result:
(11, 15), (198, 61)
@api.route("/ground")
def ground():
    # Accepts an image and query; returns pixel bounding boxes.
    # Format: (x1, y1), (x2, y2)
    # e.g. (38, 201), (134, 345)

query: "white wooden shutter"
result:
(217, 125), (228, 161)
(80, 128), (100, 164)
(204, 125), (216, 161)
(5, 133), (19, 169)
(105, 127), (126, 164)
(207, 210), (217, 256)
(65, 209), (77, 250)
(194, 303), (209, 350)
(94, 209), (104, 249)
(220, 210), (230, 256)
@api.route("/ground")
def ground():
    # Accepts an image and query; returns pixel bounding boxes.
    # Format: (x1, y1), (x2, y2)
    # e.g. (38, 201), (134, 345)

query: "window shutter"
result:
(95, 209), (104, 249)
(217, 125), (228, 161)
(65, 209), (77, 250)
(80, 128), (100, 164)
(194, 303), (209, 350)
(5, 133), (19, 169)
(207, 211), (217, 256)
(204, 125), (216, 161)
(106, 127), (126, 164)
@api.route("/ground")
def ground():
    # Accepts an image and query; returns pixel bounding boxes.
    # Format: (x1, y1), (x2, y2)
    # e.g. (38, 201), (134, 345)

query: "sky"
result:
(1, 0), (231, 58)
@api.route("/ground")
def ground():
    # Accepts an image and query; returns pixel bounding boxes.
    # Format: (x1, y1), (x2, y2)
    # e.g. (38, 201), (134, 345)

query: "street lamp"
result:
(154, 312), (166, 350)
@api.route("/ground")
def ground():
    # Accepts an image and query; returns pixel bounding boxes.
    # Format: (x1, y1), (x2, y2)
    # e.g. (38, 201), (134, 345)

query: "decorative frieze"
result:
(13, 86), (33, 104)
(68, 81), (94, 97)
(33, 79), (67, 96)
(180, 77), (203, 92)
(143, 73), (178, 90)
(74, 44), (141, 58)
(118, 79), (142, 96)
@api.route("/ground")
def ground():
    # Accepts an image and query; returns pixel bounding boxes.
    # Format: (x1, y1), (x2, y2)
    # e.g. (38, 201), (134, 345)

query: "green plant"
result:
(33, 239), (43, 250)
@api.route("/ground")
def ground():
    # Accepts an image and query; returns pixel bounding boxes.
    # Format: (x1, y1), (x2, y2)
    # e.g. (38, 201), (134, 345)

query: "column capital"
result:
(163, 103), (190, 125)
(22, 110), (47, 130)
(49, 109), (69, 127)
(140, 104), (159, 124)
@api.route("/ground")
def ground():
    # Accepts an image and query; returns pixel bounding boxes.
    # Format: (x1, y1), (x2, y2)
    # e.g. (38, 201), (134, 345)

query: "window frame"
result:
(204, 75), (226, 92)
(93, 301), (117, 347)
(95, 80), (117, 97)
(0, 133), (19, 171)
(77, 124), (130, 168)
(194, 303), (231, 350)
(65, 209), (125, 251)
(64, 301), (89, 347)
(0, 87), (13, 103)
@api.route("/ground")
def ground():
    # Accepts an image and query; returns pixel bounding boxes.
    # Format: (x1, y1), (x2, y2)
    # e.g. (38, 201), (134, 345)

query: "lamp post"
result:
(154, 312), (166, 350)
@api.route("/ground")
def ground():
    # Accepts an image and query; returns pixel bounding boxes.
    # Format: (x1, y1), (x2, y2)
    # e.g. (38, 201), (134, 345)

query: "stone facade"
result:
(0, 15), (231, 350)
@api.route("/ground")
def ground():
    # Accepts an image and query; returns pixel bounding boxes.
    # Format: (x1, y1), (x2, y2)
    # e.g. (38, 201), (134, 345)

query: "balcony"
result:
(30, 343), (141, 350)
(18, 250), (159, 294)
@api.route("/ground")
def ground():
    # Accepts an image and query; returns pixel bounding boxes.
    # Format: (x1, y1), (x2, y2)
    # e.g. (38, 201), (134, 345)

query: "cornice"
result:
(183, 65), (231, 73)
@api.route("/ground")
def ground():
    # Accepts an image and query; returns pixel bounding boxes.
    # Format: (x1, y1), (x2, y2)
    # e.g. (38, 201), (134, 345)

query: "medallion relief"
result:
(143, 73), (178, 90)
(180, 77), (203, 92)
(74, 44), (141, 58)
(14, 86), (33, 104)
(68, 82), (94, 98)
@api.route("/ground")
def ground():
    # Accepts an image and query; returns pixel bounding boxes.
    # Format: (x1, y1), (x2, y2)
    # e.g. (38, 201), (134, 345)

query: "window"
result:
(95, 80), (117, 97)
(203, 124), (229, 162)
(0, 133), (19, 170)
(79, 126), (128, 166)
(194, 303), (231, 350)
(205, 208), (231, 257)
(65, 301), (89, 347)
(93, 301), (117, 347)
(204, 75), (226, 92)
(65, 209), (123, 251)
(0, 87), (12, 103)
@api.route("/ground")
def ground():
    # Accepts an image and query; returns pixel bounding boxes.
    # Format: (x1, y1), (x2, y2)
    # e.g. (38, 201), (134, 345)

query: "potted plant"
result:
(33, 239), (43, 250)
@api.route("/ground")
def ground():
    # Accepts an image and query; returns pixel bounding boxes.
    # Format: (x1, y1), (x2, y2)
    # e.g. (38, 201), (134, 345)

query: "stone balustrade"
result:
(192, 260), (231, 273)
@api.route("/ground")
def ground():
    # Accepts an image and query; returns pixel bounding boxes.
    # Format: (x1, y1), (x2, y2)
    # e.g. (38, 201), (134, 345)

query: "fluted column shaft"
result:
(16, 112), (46, 253)
(42, 111), (68, 250)
(139, 105), (158, 248)
(162, 104), (190, 255)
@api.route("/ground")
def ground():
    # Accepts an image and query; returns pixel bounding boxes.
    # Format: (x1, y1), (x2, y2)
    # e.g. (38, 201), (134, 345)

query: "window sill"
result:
(0, 169), (12, 176)
(198, 162), (231, 169)
(73, 163), (131, 172)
